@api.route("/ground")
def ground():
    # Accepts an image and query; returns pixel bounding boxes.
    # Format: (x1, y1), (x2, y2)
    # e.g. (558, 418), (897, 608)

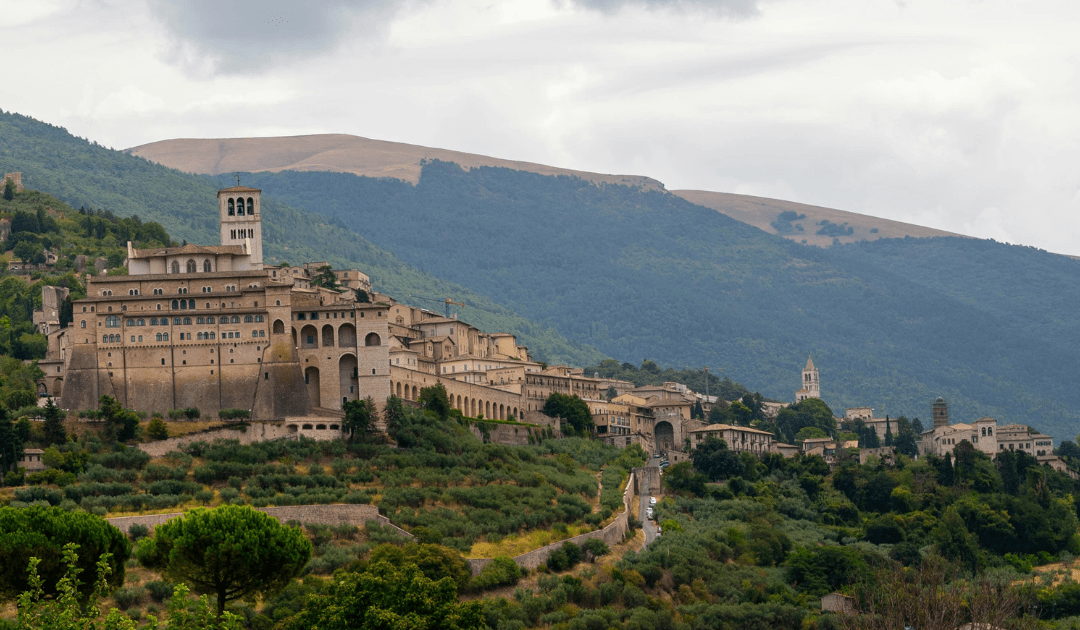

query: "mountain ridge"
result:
(128, 133), (965, 248)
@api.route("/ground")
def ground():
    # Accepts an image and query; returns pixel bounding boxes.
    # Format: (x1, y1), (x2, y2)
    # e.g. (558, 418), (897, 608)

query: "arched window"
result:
(105, 316), (120, 328)
(231, 316), (240, 324)
(150, 318), (158, 326)
(203, 259), (212, 272)
(162, 333), (169, 341)
(179, 300), (187, 310)
(209, 332), (215, 339)
(228, 199), (235, 215)
(126, 319), (135, 326)
(183, 317), (192, 325)
(244, 315), (253, 323)
(186, 260), (197, 273)
(365, 332), (381, 346)
(155, 333), (162, 341)
(259, 330), (265, 337)
(254, 315), (263, 322)
(273, 319), (285, 334)
(197, 317), (205, 324)
(171, 300), (179, 309)
(197, 332), (203, 340)
(102, 335), (108, 343)
(188, 299), (195, 309)
(237, 199), (245, 216)
(171, 261), (180, 274)
(247, 198), (254, 214)
(252, 330), (259, 337)
(207, 316), (216, 324)
(80, 320), (86, 328)
(137, 319), (145, 326)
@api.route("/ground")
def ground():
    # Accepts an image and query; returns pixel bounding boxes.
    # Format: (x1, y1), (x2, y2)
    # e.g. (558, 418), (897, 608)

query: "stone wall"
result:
(467, 470), (636, 575)
(137, 422), (295, 458)
(106, 503), (412, 539)
(632, 466), (660, 495)
(467, 421), (558, 446)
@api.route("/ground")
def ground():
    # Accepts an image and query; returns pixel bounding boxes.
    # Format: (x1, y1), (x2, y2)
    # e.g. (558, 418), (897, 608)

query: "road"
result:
(640, 456), (661, 548)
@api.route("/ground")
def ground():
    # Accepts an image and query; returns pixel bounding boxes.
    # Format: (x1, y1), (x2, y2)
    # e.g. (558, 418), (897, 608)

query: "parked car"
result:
(646, 508), (653, 519)
(649, 496), (657, 505)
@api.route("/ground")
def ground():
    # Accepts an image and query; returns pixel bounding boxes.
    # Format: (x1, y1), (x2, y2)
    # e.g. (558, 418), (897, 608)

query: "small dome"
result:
(935, 397), (944, 403)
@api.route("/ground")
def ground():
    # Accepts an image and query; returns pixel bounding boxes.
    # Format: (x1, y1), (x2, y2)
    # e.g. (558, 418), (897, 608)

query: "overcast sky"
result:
(4, 0), (1080, 254)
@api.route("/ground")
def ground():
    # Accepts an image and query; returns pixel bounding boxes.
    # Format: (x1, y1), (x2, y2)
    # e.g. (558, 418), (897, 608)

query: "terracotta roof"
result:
(805, 355), (816, 371)
(131, 244), (247, 258)
(217, 186), (261, 193)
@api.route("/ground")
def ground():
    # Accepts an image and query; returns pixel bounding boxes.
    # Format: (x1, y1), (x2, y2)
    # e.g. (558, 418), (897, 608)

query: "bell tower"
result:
(802, 355), (820, 399)
(932, 397), (949, 428)
(218, 185), (263, 269)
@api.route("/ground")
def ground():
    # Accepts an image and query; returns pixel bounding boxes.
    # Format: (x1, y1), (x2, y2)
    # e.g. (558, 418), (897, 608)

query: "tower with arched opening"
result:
(218, 185), (263, 268)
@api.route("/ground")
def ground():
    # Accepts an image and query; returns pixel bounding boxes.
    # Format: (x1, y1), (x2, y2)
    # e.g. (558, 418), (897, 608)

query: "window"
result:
(150, 318), (158, 325)
(173, 318), (182, 325)
(80, 320), (86, 328)
(183, 317), (192, 325)
(228, 198), (235, 215)
(231, 316), (240, 324)
(210, 332), (215, 339)
(310, 312), (318, 320)
(197, 317), (205, 324)
(259, 330), (264, 337)
(254, 315), (263, 322)
(207, 316), (216, 324)
(247, 198), (254, 214)
(127, 319), (135, 326)
(244, 315), (253, 323)
(154, 288), (162, 295)
(105, 316), (120, 328)
(197, 332), (203, 340)
(171, 261), (180, 274)
(172, 300), (179, 309)
(203, 259), (212, 272)
(156, 333), (162, 341)
(162, 333), (169, 341)
(136, 319), (145, 326)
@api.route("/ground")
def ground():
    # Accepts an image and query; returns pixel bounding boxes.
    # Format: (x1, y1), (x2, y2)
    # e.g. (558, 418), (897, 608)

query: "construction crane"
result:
(409, 295), (465, 318)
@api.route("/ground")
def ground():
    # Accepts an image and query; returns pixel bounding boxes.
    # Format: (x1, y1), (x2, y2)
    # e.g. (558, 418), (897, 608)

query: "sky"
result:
(4, 0), (1080, 254)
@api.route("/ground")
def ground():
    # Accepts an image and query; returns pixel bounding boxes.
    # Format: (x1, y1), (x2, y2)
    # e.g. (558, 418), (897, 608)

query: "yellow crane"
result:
(410, 295), (465, 318)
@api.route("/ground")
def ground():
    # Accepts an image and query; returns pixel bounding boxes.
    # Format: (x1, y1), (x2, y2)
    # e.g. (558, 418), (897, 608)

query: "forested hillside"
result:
(0, 111), (604, 367)
(228, 164), (1080, 440)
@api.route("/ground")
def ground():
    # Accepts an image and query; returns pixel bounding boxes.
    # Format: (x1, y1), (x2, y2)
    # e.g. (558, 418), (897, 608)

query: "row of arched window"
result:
(227, 197), (255, 216)
(119, 314), (265, 327)
(171, 260), (214, 274)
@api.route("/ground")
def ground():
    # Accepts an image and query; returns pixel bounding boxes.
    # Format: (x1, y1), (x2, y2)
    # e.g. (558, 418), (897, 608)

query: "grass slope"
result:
(230, 164), (1080, 440)
(0, 111), (604, 367)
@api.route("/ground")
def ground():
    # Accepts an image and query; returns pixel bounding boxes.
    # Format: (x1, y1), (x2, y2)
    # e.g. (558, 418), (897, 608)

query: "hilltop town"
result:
(9, 180), (1068, 481)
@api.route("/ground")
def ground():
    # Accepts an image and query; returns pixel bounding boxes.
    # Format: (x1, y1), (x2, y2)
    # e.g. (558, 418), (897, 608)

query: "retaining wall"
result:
(106, 504), (412, 539)
(467, 470), (636, 575)
(137, 422), (295, 458)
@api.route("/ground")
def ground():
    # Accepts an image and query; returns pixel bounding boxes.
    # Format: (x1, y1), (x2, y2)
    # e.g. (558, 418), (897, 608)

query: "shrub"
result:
(219, 488), (240, 503)
(128, 524), (150, 542)
(146, 417), (169, 441)
(112, 586), (145, 609)
(581, 538), (610, 560)
(90, 447), (151, 470)
(145, 580), (174, 602)
(219, 408), (250, 420)
(469, 556), (523, 591)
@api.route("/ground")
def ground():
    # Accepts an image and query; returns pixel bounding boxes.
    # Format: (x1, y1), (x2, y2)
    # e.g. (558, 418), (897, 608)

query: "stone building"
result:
(47, 186), (391, 420)
(689, 423), (776, 455)
(795, 355), (820, 402)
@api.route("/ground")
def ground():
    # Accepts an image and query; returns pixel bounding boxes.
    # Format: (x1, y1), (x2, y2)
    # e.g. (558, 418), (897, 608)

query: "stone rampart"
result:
(467, 420), (557, 446)
(106, 504), (412, 538)
(467, 470), (636, 575)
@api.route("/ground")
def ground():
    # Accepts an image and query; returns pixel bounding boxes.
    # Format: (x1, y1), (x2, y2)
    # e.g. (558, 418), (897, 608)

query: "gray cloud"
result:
(148, 0), (409, 75)
(562, 0), (764, 18)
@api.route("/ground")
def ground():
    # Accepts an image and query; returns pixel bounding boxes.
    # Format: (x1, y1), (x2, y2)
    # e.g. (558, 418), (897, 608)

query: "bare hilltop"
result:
(127, 133), (961, 247)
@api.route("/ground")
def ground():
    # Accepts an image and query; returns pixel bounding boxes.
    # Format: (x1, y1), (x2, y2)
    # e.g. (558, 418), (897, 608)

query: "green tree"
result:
(542, 392), (593, 437)
(2, 178), (14, 201)
(282, 561), (485, 630)
(662, 461), (708, 497)
(41, 397), (67, 446)
(146, 416), (169, 441)
(0, 506), (130, 602)
(418, 383), (451, 421)
(136, 505), (311, 617)
(309, 265), (339, 290)
(382, 395), (405, 434)
(0, 408), (23, 479)
(98, 395), (139, 442)
(776, 398), (835, 443)
(343, 396), (377, 442)
(692, 436), (742, 481)
(691, 400), (704, 420)
(366, 543), (471, 592)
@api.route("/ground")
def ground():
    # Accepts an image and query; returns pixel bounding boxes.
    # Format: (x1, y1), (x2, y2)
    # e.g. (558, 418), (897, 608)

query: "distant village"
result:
(14, 181), (1072, 478)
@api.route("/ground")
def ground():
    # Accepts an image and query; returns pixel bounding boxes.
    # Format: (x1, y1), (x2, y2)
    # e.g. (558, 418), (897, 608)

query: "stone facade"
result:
(47, 186), (390, 420)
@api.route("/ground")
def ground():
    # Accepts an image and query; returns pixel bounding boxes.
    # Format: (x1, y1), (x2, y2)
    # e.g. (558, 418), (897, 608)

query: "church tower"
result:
(218, 186), (263, 268)
(795, 355), (820, 402)
(932, 397), (949, 428)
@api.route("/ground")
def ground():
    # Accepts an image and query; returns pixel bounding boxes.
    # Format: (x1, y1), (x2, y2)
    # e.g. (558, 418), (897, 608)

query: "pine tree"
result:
(884, 415), (893, 447)
(42, 398), (66, 446)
